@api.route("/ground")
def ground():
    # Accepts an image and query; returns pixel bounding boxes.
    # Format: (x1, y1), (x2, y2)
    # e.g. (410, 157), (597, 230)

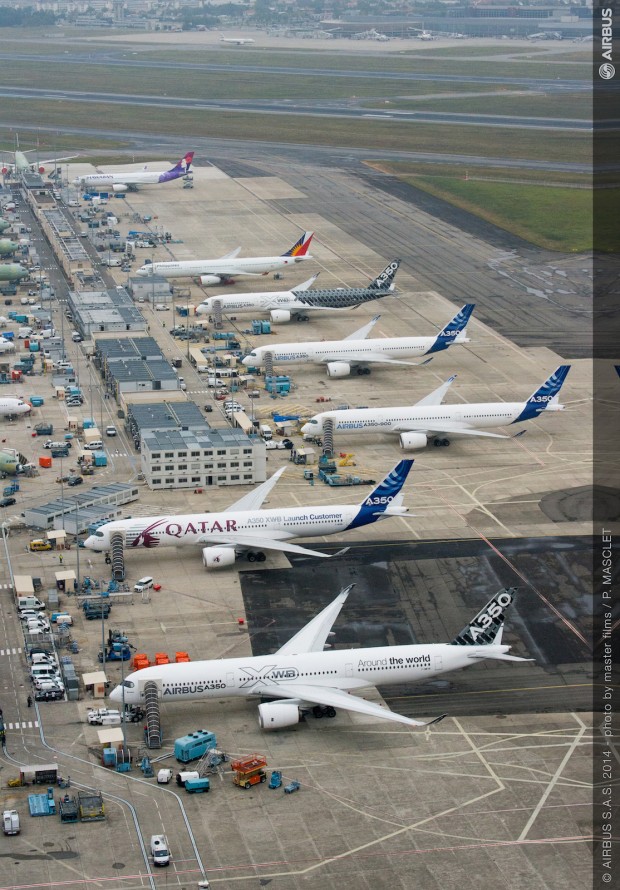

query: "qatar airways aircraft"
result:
(196, 259), (401, 323)
(301, 365), (570, 450)
(242, 303), (474, 377)
(85, 460), (413, 568)
(136, 231), (314, 285)
(110, 586), (529, 731)
(73, 151), (194, 192)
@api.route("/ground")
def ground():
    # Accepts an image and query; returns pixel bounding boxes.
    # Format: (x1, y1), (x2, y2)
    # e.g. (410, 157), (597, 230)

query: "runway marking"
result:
(517, 712), (588, 840)
(6, 722), (39, 730)
(0, 648), (22, 655)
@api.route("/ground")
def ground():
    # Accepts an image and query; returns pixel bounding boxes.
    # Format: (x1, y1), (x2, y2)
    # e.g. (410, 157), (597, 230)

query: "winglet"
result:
(292, 273), (320, 294)
(275, 585), (355, 656)
(414, 374), (456, 408)
(344, 315), (381, 341)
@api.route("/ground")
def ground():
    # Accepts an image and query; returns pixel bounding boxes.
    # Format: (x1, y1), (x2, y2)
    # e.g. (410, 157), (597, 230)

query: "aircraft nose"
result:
(109, 685), (122, 703)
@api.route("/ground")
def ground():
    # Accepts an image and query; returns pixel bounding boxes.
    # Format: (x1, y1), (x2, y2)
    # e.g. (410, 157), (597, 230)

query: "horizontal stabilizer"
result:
(466, 652), (534, 662)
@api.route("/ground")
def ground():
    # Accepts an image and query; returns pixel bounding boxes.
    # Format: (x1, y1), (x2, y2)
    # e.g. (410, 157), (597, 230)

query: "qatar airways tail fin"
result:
(282, 231), (314, 257)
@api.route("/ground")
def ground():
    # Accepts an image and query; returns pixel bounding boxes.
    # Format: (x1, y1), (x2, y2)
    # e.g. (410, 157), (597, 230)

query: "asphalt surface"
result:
(241, 535), (596, 719)
(0, 86), (594, 132)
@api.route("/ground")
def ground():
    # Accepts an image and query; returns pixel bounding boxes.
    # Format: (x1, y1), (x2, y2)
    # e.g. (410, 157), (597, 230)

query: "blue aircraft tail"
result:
(369, 259), (401, 290)
(511, 365), (570, 424)
(427, 304), (475, 354)
(345, 459), (413, 531)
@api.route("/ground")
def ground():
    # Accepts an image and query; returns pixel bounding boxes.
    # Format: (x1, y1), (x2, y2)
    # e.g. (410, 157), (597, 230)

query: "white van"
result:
(260, 424), (273, 441)
(31, 664), (60, 681)
(17, 596), (46, 612)
(134, 576), (154, 593)
(150, 835), (170, 867)
(31, 653), (57, 666)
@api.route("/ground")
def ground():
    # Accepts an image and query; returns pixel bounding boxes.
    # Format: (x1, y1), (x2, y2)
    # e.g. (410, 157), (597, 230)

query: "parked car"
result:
(0, 497), (16, 507)
(84, 441), (103, 451)
(67, 476), (83, 486)
(33, 677), (64, 692)
(44, 440), (72, 450)
(65, 399), (83, 408)
(105, 425), (117, 436)
(35, 688), (64, 702)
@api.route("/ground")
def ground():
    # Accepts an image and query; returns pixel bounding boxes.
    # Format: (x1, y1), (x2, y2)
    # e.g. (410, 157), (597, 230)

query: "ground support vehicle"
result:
(231, 754), (267, 790)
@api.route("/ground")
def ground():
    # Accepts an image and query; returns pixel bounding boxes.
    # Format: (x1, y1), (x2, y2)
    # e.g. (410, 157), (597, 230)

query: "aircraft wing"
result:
(40, 155), (79, 165)
(392, 422), (510, 439)
(219, 247), (242, 260)
(259, 682), (446, 729)
(226, 467), (287, 512)
(414, 375), (456, 407)
(322, 351), (432, 367)
(344, 315), (381, 341)
(195, 530), (345, 559)
(275, 585), (353, 655)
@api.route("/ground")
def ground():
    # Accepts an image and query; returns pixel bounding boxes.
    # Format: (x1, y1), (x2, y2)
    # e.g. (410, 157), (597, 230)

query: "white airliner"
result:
(136, 231), (314, 286)
(196, 259), (401, 323)
(242, 303), (474, 377)
(0, 339), (15, 355)
(220, 33), (255, 45)
(73, 152), (194, 193)
(301, 365), (570, 450)
(85, 460), (413, 568)
(110, 585), (529, 730)
(1, 136), (77, 176)
(0, 396), (31, 417)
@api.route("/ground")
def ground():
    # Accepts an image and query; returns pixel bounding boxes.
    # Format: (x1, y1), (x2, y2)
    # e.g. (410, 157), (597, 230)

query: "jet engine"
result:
(258, 702), (300, 730)
(399, 432), (428, 451)
(113, 183), (128, 193)
(200, 275), (222, 286)
(269, 309), (291, 324)
(202, 547), (236, 569)
(326, 362), (351, 378)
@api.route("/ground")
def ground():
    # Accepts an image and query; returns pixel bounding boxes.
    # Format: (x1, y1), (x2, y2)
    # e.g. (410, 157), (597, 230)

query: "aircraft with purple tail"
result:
(73, 151), (194, 192)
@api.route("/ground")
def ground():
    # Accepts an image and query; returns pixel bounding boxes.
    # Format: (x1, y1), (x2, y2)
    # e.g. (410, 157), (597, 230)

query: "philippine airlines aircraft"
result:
(73, 152), (194, 193)
(196, 259), (401, 323)
(0, 396), (31, 417)
(220, 33), (255, 45)
(110, 586), (529, 730)
(242, 303), (474, 377)
(301, 366), (570, 450)
(136, 231), (314, 285)
(85, 460), (413, 568)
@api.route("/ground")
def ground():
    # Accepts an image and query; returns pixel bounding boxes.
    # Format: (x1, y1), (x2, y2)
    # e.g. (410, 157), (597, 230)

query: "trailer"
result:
(185, 777), (210, 793)
(174, 729), (217, 763)
(58, 795), (79, 823)
(28, 788), (56, 817)
(231, 754), (267, 790)
(78, 791), (105, 822)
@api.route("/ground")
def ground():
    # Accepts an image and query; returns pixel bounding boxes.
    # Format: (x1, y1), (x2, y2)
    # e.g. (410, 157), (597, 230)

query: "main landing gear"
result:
(433, 437), (451, 447)
(312, 705), (337, 719)
(246, 551), (267, 563)
(356, 367), (371, 376)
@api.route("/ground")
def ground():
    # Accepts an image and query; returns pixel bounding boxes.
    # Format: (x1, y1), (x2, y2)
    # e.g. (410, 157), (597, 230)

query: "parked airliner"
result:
(0, 396), (31, 417)
(196, 259), (401, 323)
(136, 231), (314, 285)
(110, 586), (529, 730)
(242, 303), (474, 377)
(73, 152), (194, 192)
(85, 460), (413, 568)
(301, 365), (570, 449)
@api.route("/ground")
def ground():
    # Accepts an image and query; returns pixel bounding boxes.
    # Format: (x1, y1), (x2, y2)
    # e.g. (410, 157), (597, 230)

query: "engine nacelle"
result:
(326, 361), (351, 378)
(399, 432), (428, 451)
(269, 309), (291, 324)
(200, 275), (222, 286)
(258, 702), (301, 730)
(113, 183), (128, 193)
(202, 547), (236, 569)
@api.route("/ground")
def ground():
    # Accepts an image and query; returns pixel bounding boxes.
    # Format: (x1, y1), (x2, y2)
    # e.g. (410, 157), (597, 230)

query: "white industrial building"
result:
(140, 427), (266, 490)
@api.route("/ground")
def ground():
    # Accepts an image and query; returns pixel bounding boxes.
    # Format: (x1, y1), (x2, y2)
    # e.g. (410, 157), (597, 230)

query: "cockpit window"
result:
(122, 680), (135, 689)
(95, 530), (104, 538)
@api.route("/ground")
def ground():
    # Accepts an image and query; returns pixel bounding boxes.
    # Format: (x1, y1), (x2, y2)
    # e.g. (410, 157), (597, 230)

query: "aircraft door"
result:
(345, 663), (353, 678)
(434, 655), (443, 672)
(226, 672), (235, 689)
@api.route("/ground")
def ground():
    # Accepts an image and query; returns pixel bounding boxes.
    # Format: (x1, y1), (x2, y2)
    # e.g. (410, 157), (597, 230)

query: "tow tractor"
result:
(231, 754), (267, 790)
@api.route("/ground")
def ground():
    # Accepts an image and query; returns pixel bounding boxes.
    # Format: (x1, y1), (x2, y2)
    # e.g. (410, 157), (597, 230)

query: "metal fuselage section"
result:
(83, 502), (399, 551)
(110, 642), (507, 705)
